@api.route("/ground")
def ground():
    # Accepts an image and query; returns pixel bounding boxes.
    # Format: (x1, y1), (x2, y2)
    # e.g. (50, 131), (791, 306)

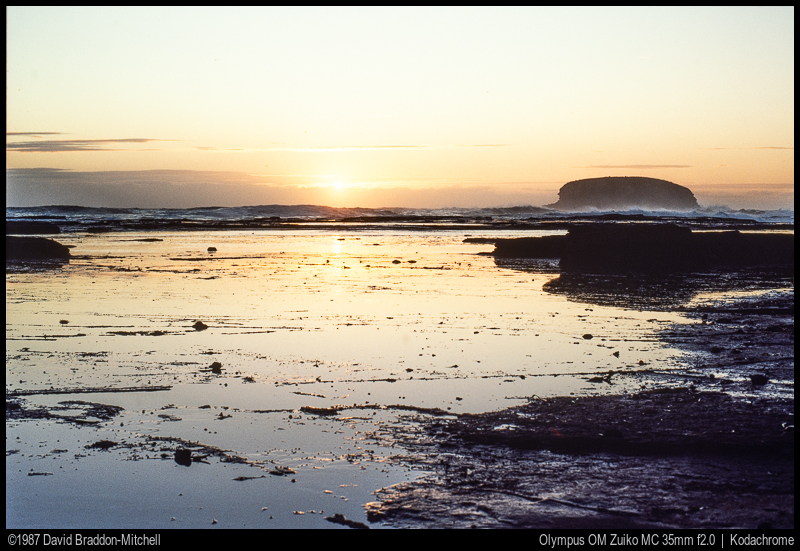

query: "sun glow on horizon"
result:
(5, 7), (794, 210)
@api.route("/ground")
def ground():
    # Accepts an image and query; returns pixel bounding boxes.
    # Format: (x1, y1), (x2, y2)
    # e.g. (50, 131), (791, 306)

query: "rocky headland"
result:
(546, 177), (699, 211)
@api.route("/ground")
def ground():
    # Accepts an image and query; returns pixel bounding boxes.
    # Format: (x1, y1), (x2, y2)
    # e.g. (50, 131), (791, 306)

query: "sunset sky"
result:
(6, 6), (794, 209)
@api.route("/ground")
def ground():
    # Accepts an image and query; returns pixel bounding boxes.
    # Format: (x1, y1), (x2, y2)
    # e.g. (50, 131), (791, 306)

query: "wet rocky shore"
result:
(6, 217), (793, 528)
(365, 283), (794, 529)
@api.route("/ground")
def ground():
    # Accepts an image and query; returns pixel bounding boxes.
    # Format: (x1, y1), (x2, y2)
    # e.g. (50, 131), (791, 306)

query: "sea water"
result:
(5, 206), (792, 528)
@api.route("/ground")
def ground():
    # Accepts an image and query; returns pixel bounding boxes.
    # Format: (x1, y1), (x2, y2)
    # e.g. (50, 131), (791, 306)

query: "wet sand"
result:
(6, 228), (794, 528)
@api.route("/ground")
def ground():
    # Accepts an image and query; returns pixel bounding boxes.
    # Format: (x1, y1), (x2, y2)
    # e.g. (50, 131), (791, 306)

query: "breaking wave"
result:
(6, 203), (794, 227)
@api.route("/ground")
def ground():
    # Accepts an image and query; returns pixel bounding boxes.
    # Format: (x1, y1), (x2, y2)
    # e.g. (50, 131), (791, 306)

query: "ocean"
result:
(6, 203), (794, 232)
(5, 202), (794, 528)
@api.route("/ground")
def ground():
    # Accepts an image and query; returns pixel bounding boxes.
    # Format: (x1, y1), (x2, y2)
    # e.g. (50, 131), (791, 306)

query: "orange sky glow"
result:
(6, 7), (794, 210)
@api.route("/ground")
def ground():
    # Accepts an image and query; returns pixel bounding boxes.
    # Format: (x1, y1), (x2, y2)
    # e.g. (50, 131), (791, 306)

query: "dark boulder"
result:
(560, 224), (694, 273)
(86, 440), (117, 450)
(6, 221), (62, 234)
(491, 224), (793, 274)
(6, 236), (71, 261)
(691, 231), (794, 269)
(546, 177), (699, 211)
(174, 448), (192, 467)
(562, 225), (794, 274)
(324, 513), (370, 529)
(491, 235), (566, 258)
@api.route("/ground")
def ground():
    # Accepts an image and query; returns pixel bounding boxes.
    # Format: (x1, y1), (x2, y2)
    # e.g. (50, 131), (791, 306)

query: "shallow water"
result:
(7, 229), (698, 528)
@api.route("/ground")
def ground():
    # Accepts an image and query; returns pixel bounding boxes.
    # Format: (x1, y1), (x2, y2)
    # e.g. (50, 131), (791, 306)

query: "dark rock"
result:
(86, 440), (117, 450)
(300, 406), (341, 416)
(174, 448), (192, 466)
(492, 224), (794, 274)
(6, 221), (61, 234)
(588, 374), (613, 384)
(268, 466), (296, 476)
(207, 247), (217, 252)
(492, 235), (566, 258)
(545, 177), (699, 211)
(582, 334), (593, 340)
(463, 237), (498, 245)
(325, 513), (370, 529)
(749, 374), (769, 386)
(7, 236), (71, 260)
(209, 361), (223, 374)
(560, 224), (694, 274)
(192, 321), (209, 331)
(602, 428), (624, 439)
(690, 231), (794, 269)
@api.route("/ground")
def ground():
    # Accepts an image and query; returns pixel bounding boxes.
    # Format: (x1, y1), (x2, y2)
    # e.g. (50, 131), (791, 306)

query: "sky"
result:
(6, 6), (795, 209)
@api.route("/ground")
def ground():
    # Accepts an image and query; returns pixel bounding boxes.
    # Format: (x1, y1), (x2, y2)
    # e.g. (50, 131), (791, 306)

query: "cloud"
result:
(267, 143), (515, 152)
(6, 137), (175, 152)
(282, 145), (429, 152)
(196, 144), (286, 151)
(8, 138), (516, 154)
(6, 168), (792, 210)
(705, 146), (794, 151)
(454, 144), (514, 147)
(6, 132), (64, 136)
(5, 168), (563, 209)
(580, 165), (691, 169)
(691, 182), (795, 210)
(6, 168), (276, 208)
(189, 144), (429, 153)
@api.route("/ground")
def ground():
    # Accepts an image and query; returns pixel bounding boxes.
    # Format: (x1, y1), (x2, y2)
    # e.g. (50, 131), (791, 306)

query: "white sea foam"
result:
(6, 203), (794, 225)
